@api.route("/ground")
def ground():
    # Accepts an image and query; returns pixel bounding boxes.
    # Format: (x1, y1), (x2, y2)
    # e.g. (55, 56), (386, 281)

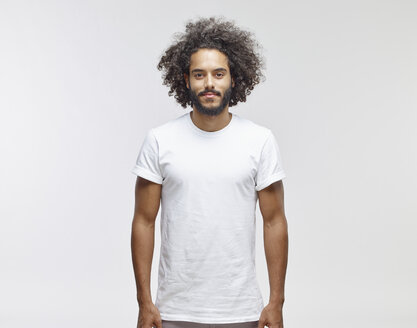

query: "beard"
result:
(189, 83), (233, 117)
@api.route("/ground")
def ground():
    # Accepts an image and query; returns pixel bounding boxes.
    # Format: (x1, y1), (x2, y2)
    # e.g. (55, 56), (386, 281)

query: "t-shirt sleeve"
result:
(255, 130), (286, 191)
(131, 129), (163, 184)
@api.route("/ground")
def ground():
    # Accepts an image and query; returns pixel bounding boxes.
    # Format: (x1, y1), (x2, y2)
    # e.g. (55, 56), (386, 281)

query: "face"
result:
(184, 48), (235, 116)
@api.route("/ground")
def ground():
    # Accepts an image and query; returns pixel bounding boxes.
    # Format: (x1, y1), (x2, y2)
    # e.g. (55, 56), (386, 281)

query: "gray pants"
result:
(161, 320), (259, 328)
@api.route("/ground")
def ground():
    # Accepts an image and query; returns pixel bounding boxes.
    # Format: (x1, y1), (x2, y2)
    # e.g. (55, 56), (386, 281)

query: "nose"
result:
(204, 74), (214, 90)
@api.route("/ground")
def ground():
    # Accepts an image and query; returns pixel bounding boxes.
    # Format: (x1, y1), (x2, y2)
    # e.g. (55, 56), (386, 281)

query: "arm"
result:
(131, 176), (162, 328)
(257, 180), (288, 328)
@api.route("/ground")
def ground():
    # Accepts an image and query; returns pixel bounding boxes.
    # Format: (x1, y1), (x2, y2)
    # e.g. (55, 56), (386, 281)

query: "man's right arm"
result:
(131, 176), (161, 308)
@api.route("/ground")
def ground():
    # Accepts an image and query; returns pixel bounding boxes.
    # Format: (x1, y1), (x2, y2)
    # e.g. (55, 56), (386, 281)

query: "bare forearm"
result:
(131, 217), (155, 306)
(263, 216), (288, 306)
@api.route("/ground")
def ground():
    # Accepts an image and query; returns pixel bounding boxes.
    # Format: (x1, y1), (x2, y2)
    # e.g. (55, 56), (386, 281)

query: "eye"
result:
(194, 73), (203, 78)
(216, 72), (224, 77)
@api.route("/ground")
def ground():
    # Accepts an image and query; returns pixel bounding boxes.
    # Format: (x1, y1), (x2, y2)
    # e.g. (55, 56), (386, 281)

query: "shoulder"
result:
(150, 113), (189, 139)
(232, 113), (272, 142)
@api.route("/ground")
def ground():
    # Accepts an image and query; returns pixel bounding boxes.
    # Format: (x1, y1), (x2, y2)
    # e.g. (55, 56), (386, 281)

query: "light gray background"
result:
(1, 1), (416, 327)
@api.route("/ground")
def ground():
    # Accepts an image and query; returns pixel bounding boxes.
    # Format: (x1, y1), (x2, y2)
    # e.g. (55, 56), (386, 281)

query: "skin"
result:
(184, 48), (235, 132)
(131, 177), (162, 328)
(257, 180), (288, 328)
(131, 48), (288, 328)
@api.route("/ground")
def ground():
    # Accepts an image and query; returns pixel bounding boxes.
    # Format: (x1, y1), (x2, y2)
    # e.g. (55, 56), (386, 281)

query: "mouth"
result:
(201, 93), (219, 99)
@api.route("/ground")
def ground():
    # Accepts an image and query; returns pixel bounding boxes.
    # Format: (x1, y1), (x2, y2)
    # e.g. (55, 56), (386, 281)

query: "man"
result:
(131, 17), (288, 328)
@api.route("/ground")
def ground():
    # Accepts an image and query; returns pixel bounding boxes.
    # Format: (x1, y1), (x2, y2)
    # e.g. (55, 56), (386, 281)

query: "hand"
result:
(258, 302), (284, 328)
(137, 303), (162, 328)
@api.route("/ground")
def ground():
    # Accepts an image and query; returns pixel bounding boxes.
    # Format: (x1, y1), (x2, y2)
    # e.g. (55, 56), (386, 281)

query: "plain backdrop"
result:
(1, 1), (416, 327)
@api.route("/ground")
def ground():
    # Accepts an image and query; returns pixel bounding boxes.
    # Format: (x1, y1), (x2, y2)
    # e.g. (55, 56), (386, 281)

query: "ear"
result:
(231, 77), (235, 88)
(184, 73), (189, 89)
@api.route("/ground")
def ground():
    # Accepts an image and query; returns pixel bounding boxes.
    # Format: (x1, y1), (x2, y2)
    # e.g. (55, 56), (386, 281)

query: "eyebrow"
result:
(191, 68), (228, 74)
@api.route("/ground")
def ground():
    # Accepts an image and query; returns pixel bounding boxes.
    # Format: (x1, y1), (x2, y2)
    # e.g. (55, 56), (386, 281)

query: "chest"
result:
(159, 137), (258, 188)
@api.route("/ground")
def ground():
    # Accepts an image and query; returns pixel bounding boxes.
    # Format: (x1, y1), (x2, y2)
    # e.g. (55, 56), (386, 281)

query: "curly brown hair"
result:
(157, 16), (265, 108)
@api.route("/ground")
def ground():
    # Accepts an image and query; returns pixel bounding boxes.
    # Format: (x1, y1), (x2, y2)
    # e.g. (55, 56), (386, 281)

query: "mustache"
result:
(198, 90), (221, 96)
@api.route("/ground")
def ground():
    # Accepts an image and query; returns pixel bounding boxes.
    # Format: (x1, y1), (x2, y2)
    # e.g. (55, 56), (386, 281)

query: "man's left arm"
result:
(257, 179), (288, 328)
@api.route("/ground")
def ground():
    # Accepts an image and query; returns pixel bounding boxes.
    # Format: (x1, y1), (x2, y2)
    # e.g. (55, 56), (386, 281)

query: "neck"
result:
(190, 108), (232, 132)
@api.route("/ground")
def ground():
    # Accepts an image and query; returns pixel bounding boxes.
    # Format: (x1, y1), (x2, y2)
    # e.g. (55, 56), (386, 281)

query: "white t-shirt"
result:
(131, 111), (286, 324)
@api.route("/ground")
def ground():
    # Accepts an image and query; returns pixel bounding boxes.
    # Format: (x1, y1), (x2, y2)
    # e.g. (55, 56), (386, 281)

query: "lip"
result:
(202, 93), (218, 98)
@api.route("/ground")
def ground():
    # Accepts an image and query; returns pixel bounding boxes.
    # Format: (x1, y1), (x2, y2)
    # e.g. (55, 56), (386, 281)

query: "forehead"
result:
(189, 48), (229, 71)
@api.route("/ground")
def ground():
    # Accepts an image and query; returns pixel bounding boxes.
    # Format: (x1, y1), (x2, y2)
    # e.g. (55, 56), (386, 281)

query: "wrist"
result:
(137, 294), (153, 307)
(268, 297), (285, 308)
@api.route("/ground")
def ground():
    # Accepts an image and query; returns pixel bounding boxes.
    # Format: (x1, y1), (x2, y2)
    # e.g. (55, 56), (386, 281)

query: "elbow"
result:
(132, 214), (156, 229)
(263, 214), (287, 230)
